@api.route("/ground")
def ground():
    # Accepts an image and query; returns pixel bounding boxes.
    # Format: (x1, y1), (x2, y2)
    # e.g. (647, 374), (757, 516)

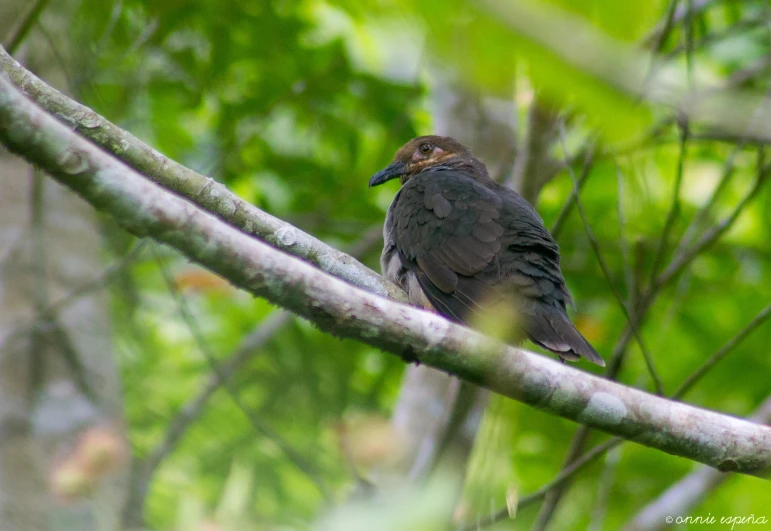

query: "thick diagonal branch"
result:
(0, 46), (406, 304)
(2, 76), (771, 478)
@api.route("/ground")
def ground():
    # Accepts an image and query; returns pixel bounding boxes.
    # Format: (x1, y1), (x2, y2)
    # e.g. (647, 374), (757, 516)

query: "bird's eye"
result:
(419, 143), (433, 155)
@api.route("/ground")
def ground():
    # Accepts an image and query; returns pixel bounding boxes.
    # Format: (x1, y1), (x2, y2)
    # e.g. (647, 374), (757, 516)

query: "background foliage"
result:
(6, 0), (771, 529)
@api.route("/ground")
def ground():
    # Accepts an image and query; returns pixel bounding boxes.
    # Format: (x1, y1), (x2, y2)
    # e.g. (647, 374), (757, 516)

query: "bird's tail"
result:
(525, 312), (605, 366)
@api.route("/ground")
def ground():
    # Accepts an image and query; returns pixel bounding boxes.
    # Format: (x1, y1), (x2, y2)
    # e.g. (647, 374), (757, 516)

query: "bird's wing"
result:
(393, 171), (604, 365)
(393, 171), (505, 323)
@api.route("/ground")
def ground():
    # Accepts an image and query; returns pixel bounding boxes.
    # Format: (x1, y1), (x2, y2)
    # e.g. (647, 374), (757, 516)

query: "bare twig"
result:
(655, 152), (770, 291)
(549, 145), (595, 240)
(152, 248), (331, 501)
(523, 438), (622, 510)
(127, 224), (385, 515)
(531, 145), (770, 530)
(468, 437), (623, 530)
(28, 169), (96, 401)
(28, 169), (48, 398)
(152, 312), (291, 470)
(684, 0), (695, 85)
(673, 302), (771, 399)
(615, 164), (638, 311)
(643, 0), (719, 49)
(123, 221), (385, 525)
(665, 16), (767, 59)
(724, 56), (771, 90)
(589, 445), (622, 531)
(532, 425), (593, 530)
(482, 298), (771, 529)
(512, 96), (561, 203)
(678, 146), (740, 251)
(604, 153), (769, 375)
(648, 124), (689, 291)
(557, 127), (664, 394)
(649, 0), (681, 54)
(487, 395), (771, 531)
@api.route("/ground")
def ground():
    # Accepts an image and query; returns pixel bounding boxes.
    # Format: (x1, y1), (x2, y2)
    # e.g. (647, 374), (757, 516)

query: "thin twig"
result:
(525, 438), (623, 506)
(673, 302), (771, 399)
(468, 438), (623, 530)
(643, 0), (719, 48)
(531, 144), (770, 529)
(678, 146), (741, 251)
(121, 310), (294, 528)
(481, 298), (771, 529)
(29, 169), (48, 399)
(152, 248), (331, 501)
(531, 425), (592, 530)
(665, 16), (766, 58)
(678, 83), (771, 251)
(558, 126), (664, 393)
(489, 393), (771, 531)
(143, 311), (292, 475)
(550, 142), (596, 239)
(616, 164), (638, 312)
(685, 0), (695, 85)
(656, 152), (770, 290)
(512, 96), (561, 203)
(650, 0), (681, 53)
(647, 124), (689, 292)
(124, 228), (385, 524)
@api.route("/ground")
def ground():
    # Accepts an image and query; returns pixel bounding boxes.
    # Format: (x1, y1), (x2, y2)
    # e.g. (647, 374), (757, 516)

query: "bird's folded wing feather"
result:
(392, 171), (604, 365)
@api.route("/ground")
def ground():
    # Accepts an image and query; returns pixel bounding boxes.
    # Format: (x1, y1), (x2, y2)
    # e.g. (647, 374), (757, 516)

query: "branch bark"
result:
(2, 76), (771, 479)
(624, 396), (771, 531)
(0, 46), (406, 304)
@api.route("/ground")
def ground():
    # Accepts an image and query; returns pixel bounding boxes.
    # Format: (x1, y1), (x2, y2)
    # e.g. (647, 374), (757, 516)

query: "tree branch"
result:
(624, 396), (771, 531)
(483, 291), (771, 528)
(535, 154), (770, 521)
(0, 46), (406, 304)
(2, 76), (770, 479)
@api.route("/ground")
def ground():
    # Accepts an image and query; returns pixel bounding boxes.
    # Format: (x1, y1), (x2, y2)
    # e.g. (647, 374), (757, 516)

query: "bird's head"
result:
(369, 135), (489, 188)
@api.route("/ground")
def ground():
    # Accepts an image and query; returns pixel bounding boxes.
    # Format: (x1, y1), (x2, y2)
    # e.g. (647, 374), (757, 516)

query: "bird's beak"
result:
(369, 162), (407, 188)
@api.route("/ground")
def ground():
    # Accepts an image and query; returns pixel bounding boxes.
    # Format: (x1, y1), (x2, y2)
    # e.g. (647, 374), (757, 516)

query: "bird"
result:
(369, 135), (604, 366)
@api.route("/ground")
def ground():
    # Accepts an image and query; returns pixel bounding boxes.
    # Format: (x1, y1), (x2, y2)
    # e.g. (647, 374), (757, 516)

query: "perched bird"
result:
(369, 135), (604, 366)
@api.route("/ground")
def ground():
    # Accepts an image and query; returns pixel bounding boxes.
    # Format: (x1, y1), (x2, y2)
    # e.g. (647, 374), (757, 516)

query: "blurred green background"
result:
(2, 0), (771, 529)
